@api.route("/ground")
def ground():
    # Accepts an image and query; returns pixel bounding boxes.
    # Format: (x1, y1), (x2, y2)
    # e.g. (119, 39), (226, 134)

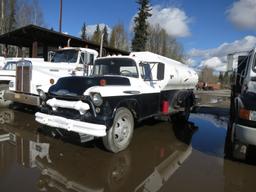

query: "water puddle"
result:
(0, 108), (256, 192)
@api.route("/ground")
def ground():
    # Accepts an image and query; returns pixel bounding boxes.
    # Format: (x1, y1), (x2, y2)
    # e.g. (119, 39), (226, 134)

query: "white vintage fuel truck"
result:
(3, 47), (98, 107)
(225, 47), (256, 160)
(35, 52), (198, 153)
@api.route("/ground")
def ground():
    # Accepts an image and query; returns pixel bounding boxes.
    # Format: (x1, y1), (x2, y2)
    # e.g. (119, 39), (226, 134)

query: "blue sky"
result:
(39, 0), (256, 70)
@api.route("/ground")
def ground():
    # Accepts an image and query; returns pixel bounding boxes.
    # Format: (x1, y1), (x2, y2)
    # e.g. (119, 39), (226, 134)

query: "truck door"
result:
(235, 56), (248, 94)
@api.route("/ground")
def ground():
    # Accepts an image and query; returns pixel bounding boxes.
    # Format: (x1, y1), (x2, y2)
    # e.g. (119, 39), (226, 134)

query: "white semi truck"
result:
(35, 52), (198, 153)
(3, 47), (98, 107)
(0, 57), (44, 106)
(225, 47), (256, 160)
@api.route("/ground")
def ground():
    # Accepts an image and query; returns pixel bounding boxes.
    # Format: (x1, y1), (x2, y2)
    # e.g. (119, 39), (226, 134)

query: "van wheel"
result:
(103, 107), (134, 153)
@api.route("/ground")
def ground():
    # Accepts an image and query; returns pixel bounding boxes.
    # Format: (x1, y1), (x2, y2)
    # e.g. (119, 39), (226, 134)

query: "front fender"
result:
(106, 98), (139, 129)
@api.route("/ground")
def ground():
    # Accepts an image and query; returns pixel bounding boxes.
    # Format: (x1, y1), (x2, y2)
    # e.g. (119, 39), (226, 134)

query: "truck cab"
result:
(4, 47), (98, 107)
(35, 52), (198, 153)
(0, 57), (44, 106)
(225, 48), (256, 159)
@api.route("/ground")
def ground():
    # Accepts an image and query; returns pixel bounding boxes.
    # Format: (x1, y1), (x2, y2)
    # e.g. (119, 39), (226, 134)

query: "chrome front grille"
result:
(16, 60), (32, 92)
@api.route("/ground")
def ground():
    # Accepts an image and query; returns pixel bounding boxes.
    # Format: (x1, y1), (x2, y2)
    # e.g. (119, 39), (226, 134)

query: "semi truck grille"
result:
(16, 60), (32, 92)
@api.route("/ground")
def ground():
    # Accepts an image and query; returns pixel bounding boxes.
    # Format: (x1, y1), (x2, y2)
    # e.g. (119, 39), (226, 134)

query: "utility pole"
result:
(100, 33), (104, 57)
(59, 0), (62, 33)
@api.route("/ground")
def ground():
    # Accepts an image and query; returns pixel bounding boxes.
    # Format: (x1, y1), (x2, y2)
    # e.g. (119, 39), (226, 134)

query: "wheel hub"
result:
(114, 116), (131, 145)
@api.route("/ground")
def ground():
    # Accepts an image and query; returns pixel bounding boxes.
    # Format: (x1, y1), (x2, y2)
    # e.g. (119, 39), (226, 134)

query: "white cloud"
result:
(190, 35), (256, 58)
(227, 0), (256, 30)
(130, 5), (191, 38)
(185, 58), (196, 66)
(147, 5), (191, 37)
(148, 5), (191, 37)
(199, 57), (226, 72)
(80, 23), (112, 38)
(189, 35), (256, 71)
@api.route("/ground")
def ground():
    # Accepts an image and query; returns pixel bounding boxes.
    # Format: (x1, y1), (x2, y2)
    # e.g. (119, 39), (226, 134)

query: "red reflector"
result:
(100, 79), (106, 86)
(162, 101), (169, 113)
(239, 108), (250, 120)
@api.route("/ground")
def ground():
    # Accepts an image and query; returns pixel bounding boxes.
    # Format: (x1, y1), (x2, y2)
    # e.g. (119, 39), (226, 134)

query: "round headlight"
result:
(92, 93), (103, 106)
(38, 89), (46, 100)
(9, 81), (14, 88)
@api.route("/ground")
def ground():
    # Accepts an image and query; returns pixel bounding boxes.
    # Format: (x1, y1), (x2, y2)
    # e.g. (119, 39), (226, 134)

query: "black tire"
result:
(182, 98), (191, 121)
(171, 98), (191, 122)
(224, 123), (234, 159)
(103, 107), (134, 153)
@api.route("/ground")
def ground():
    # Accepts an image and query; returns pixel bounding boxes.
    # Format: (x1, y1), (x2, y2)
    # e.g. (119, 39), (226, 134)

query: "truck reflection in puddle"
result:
(36, 122), (197, 192)
(0, 108), (197, 192)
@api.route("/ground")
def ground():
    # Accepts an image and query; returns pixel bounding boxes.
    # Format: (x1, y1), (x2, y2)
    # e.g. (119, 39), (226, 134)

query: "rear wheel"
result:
(171, 97), (191, 122)
(181, 98), (191, 121)
(103, 107), (134, 153)
(224, 122), (235, 158)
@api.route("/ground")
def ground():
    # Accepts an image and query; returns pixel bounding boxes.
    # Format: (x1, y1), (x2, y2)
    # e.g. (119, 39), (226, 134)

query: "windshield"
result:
(3, 61), (17, 70)
(51, 50), (78, 63)
(93, 58), (139, 78)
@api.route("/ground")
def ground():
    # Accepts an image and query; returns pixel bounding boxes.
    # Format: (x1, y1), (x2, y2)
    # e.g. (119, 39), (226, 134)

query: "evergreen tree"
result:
(132, 0), (152, 51)
(80, 22), (87, 40)
(102, 25), (108, 46)
(91, 24), (101, 44)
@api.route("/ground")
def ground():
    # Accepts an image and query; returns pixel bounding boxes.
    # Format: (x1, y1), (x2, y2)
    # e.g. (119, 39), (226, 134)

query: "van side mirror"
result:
(251, 76), (256, 81)
(157, 63), (165, 80)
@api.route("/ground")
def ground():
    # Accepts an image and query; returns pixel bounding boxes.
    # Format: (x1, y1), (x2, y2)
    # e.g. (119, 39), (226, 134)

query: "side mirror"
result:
(157, 63), (165, 80)
(83, 53), (94, 65)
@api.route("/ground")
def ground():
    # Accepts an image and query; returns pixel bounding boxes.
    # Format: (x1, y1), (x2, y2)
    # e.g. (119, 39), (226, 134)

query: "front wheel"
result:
(103, 107), (134, 153)
(0, 90), (12, 107)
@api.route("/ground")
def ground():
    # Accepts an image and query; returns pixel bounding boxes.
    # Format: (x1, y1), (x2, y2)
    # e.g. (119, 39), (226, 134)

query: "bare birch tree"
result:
(109, 23), (129, 51)
(16, 0), (44, 27)
(146, 24), (185, 62)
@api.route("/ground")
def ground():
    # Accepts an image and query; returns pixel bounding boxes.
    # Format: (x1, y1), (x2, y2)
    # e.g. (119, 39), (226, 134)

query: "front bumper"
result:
(4, 90), (40, 106)
(235, 123), (256, 146)
(35, 112), (106, 137)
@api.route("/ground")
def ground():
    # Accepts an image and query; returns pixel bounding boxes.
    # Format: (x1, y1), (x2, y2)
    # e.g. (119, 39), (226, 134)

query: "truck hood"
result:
(32, 61), (75, 70)
(48, 76), (131, 97)
(0, 70), (15, 77)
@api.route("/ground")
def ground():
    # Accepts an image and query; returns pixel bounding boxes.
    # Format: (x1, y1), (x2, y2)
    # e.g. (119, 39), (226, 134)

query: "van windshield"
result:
(93, 58), (139, 78)
(51, 50), (78, 63)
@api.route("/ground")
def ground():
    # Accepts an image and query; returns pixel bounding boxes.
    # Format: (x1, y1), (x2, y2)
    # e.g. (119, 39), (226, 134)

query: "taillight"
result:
(239, 108), (256, 121)
(239, 108), (250, 120)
